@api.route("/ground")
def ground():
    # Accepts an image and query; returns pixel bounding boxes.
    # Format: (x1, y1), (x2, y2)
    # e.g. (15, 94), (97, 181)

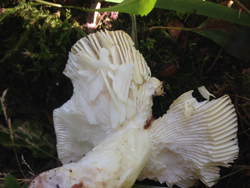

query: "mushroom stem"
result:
(29, 123), (151, 188)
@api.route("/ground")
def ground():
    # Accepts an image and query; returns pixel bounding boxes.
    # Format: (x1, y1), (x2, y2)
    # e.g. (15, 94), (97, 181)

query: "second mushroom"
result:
(29, 30), (238, 188)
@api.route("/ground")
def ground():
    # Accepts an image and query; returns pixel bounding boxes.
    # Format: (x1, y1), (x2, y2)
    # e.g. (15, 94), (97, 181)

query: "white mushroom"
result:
(29, 30), (238, 188)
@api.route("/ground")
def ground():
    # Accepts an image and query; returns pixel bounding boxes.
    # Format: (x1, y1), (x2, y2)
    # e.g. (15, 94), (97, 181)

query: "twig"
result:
(151, 48), (163, 64)
(235, 95), (250, 128)
(235, 96), (250, 140)
(233, 0), (250, 16)
(205, 48), (223, 75)
(226, 147), (246, 186)
(242, 106), (250, 121)
(235, 95), (250, 101)
(95, 12), (107, 29)
(35, 0), (62, 7)
(227, 148), (250, 188)
(178, 9), (197, 52)
(238, 127), (250, 135)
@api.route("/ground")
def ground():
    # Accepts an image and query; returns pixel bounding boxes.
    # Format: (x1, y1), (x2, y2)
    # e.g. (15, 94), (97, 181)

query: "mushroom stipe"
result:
(29, 30), (238, 188)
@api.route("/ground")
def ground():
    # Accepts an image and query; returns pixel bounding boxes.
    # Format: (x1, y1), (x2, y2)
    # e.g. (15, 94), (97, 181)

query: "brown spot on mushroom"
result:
(102, 181), (107, 187)
(71, 182), (84, 188)
(69, 169), (72, 173)
(56, 185), (60, 188)
(144, 121), (151, 129)
(144, 117), (154, 129)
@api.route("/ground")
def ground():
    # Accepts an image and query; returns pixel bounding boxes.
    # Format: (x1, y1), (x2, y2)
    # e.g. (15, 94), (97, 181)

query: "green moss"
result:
(0, 0), (86, 105)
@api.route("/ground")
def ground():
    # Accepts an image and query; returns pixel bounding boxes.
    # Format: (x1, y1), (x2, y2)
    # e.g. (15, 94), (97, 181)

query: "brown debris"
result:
(156, 62), (179, 79)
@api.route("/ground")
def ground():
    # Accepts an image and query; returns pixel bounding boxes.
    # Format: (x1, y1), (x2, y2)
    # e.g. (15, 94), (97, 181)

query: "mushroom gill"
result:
(29, 30), (238, 188)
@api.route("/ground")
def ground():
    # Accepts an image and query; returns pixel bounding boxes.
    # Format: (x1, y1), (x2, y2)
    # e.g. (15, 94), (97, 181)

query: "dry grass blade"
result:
(22, 155), (35, 176)
(0, 89), (27, 179)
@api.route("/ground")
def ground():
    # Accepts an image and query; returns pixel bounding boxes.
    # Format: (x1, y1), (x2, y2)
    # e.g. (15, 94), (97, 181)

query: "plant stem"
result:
(149, 26), (192, 32)
(34, 0), (62, 7)
(33, 0), (87, 11)
(131, 14), (138, 50)
(233, 0), (250, 16)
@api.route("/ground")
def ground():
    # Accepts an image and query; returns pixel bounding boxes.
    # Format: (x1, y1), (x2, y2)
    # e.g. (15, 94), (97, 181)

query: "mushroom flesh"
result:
(29, 30), (238, 188)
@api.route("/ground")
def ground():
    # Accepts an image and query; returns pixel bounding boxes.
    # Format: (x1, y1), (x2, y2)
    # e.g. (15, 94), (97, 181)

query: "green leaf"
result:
(101, 0), (157, 16)
(154, 0), (250, 27)
(21, 183), (28, 188)
(3, 173), (21, 188)
(193, 19), (250, 62)
(148, 1), (250, 61)
(35, 0), (156, 16)
(150, 18), (250, 61)
(104, 0), (123, 2)
(105, 0), (250, 27)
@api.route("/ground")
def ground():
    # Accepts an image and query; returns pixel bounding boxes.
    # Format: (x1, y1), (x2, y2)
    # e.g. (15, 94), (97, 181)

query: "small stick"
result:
(233, 0), (250, 16)
(242, 106), (250, 121)
(205, 48), (223, 75)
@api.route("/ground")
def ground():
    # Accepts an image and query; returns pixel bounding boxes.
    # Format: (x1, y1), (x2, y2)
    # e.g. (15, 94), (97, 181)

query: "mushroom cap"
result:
(53, 30), (163, 164)
(138, 88), (239, 187)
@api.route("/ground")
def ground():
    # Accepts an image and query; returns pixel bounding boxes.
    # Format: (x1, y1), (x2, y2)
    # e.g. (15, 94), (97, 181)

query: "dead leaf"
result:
(167, 19), (185, 41)
(156, 62), (179, 79)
